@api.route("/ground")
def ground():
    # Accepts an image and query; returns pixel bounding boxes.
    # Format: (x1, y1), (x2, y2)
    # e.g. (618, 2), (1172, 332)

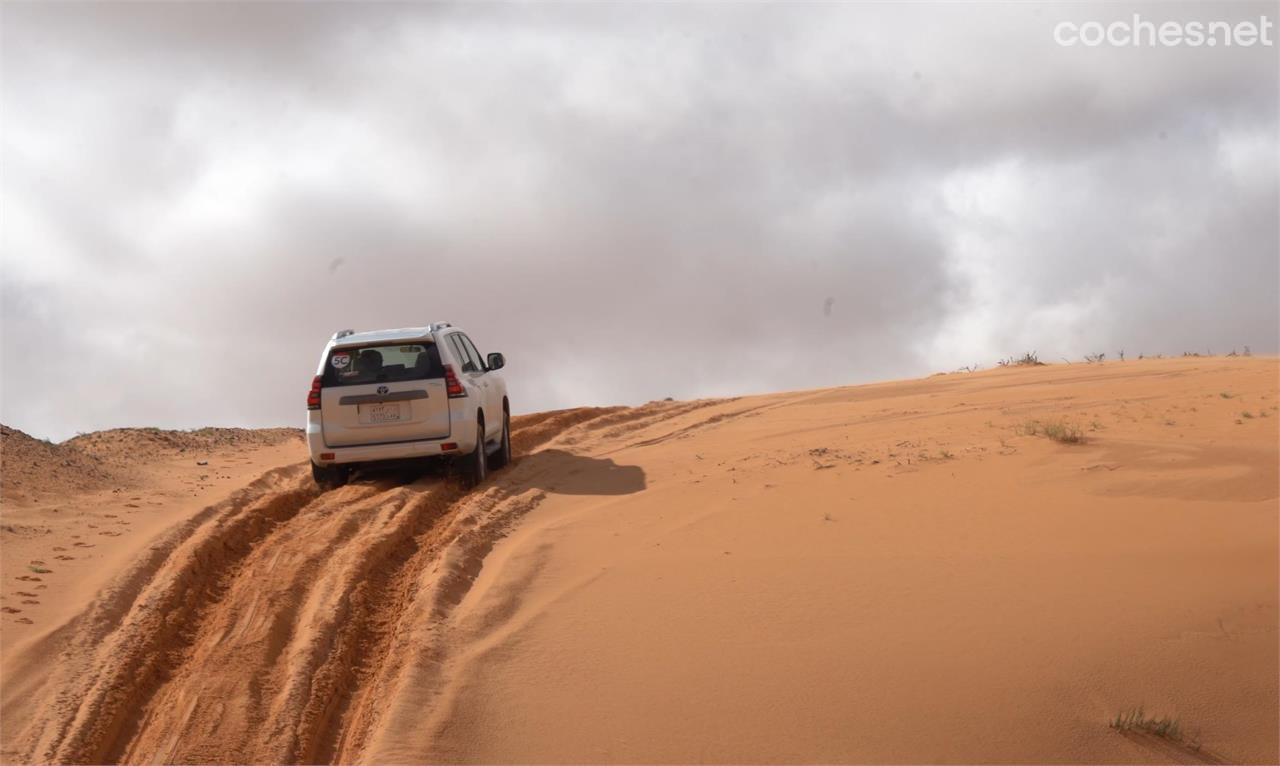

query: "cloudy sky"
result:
(2, 2), (1276, 441)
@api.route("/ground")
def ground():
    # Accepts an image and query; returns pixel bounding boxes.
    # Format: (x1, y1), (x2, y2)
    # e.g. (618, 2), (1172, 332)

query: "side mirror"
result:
(486, 352), (506, 371)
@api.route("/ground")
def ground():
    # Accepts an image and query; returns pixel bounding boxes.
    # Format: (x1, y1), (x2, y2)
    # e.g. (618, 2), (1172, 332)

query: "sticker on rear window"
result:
(331, 353), (351, 368)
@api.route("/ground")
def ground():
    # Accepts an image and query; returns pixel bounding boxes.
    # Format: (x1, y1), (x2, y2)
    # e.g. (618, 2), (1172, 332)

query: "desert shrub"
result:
(1043, 421), (1085, 443)
(1110, 707), (1200, 751)
(1021, 419), (1085, 444)
(998, 352), (1044, 367)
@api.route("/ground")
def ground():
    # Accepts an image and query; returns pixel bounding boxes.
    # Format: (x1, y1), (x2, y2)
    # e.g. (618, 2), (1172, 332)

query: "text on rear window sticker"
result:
(331, 353), (351, 368)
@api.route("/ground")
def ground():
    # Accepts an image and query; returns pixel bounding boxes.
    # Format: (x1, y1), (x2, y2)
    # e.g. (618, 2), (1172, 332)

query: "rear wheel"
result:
(311, 461), (349, 489)
(489, 409), (511, 470)
(464, 422), (488, 488)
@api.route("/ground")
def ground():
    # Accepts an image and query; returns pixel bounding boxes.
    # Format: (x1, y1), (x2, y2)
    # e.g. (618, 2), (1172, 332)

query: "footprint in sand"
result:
(21, 599), (39, 605)
(52, 546), (68, 551)
(54, 555), (74, 561)
(16, 575), (42, 582)
(123, 503), (140, 508)
(103, 514), (117, 518)
(15, 617), (33, 624)
(34, 585), (46, 590)
(15, 592), (37, 598)
(1, 606), (21, 613)
(99, 531), (122, 537)
(29, 559), (46, 566)
(73, 542), (94, 548)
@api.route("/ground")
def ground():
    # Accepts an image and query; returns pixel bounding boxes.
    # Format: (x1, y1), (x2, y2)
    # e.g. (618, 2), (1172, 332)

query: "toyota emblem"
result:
(377, 385), (389, 395)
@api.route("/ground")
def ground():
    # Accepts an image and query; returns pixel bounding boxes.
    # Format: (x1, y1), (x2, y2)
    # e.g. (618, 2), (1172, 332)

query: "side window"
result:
(458, 334), (485, 372)
(449, 335), (478, 373)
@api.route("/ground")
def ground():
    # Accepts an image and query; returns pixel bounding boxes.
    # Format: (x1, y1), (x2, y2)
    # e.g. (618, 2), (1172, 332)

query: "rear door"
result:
(447, 333), (496, 440)
(320, 342), (451, 447)
(456, 332), (501, 441)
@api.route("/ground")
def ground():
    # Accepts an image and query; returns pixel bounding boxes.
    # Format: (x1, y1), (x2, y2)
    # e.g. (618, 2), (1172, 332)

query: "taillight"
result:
(444, 365), (466, 398)
(307, 375), (322, 409)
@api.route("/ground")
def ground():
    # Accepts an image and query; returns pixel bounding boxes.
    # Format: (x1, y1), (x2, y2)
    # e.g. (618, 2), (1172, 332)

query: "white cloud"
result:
(1, 2), (1275, 440)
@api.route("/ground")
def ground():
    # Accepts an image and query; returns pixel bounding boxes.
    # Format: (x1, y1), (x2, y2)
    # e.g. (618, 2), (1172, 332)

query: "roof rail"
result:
(430, 322), (452, 331)
(332, 329), (355, 340)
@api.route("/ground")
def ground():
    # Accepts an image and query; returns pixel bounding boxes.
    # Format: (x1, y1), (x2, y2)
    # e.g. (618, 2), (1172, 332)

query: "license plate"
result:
(364, 403), (401, 423)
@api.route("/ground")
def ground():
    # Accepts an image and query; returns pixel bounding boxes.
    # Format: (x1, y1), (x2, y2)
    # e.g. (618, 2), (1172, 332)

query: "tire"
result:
(311, 461), (349, 489)
(489, 408), (511, 470)
(464, 422), (488, 489)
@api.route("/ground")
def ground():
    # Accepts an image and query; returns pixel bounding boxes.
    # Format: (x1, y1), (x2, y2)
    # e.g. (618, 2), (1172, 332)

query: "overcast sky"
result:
(2, 2), (1276, 441)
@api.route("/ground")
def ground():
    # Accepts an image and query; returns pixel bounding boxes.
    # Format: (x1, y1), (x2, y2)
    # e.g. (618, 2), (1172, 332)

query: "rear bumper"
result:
(306, 422), (466, 465)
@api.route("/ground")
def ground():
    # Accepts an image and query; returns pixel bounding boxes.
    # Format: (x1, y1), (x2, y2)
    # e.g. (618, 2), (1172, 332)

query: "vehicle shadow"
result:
(345, 448), (645, 497)
(514, 448), (646, 496)
(347, 458), (451, 490)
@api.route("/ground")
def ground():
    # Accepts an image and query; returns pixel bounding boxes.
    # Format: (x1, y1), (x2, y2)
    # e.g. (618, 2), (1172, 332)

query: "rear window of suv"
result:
(323, 343), (444, 386)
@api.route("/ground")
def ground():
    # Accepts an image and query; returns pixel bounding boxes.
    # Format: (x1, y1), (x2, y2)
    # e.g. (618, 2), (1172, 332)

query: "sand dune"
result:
(2, 357), (1276, 764)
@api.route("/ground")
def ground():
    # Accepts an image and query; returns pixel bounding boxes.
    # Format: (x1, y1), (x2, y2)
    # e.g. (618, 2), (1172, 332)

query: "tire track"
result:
(26, 465), (321, 765)
(289, 483), (465, 764)
(117, 480), (430, 764)
(332, 487), (551, 765)
(14, 409), (639, 765)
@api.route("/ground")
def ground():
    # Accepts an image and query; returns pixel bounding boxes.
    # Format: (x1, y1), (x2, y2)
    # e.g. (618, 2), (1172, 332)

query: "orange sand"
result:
(2, 357), (1276, 764)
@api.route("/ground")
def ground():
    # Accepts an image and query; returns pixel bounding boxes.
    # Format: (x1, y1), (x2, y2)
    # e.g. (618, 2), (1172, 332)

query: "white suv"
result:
(305, 323), (510, 488)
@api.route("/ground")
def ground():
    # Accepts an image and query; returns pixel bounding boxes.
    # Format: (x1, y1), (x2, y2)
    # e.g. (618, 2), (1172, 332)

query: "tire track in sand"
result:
(120, 477), (462, 764)
(22, 466), (491, 765)
(14, 403), (708, 764)
(23, 464), (321, 764)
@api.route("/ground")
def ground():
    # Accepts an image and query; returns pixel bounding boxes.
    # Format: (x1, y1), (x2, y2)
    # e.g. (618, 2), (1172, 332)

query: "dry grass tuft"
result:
(1020, 419), (1087, 444)
(997, 352), (1044, 367)
(1110, 707), (1202, 751)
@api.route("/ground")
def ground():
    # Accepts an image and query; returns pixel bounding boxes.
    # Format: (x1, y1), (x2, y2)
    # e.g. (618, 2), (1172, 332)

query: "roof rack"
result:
(332, 329), (355, 340)
(429, 322), (452, 331)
